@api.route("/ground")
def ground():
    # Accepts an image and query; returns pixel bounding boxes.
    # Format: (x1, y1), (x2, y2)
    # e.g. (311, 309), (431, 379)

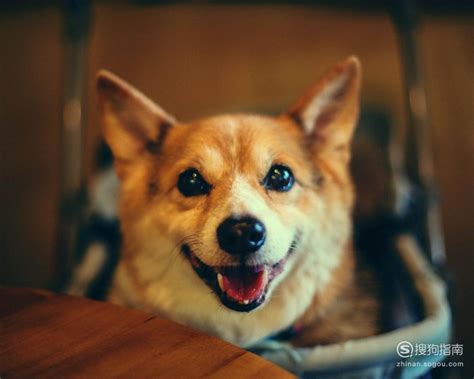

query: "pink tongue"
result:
(221, 270), (267, 303)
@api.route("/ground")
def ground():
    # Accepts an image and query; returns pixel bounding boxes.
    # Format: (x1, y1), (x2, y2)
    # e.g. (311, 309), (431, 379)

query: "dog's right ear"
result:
(97, 70), (175, 173)
(285, 57), (361, 165)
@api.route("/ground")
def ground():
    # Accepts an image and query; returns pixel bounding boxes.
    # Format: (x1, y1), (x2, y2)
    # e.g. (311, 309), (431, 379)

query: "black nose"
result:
(217, 216), (266, 256)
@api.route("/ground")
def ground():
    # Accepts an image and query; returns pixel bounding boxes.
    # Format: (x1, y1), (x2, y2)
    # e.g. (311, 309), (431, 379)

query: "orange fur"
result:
(98, 57), (380, 347)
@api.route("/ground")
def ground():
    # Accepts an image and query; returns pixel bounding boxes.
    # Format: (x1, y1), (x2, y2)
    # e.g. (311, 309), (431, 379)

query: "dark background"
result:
(0, 1), (472, 376)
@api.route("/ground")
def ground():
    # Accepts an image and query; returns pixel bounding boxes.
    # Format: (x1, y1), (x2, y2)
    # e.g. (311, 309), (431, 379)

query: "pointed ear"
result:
(286, 56), (361, 163)
(97, 70), (176, 169)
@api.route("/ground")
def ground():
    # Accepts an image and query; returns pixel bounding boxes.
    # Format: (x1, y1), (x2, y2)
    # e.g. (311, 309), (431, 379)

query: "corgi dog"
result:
(97, 57), (379, 348)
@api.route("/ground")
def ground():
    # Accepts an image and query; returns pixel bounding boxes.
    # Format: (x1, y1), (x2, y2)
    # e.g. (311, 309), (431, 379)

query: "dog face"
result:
(99, 57), (361, 345)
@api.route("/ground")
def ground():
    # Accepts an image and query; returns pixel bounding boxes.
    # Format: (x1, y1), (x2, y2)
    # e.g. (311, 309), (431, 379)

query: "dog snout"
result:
(217, 216), (266, 256)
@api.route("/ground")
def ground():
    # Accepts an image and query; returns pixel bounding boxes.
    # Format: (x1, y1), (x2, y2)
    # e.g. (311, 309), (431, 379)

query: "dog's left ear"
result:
(97, 70), (176, 177)
(286, 56), (361, 164)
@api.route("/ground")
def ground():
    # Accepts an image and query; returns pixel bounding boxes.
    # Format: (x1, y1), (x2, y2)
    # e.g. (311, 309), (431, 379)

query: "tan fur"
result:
(98, 57), (380, 347)
(291, 247), (380, 346)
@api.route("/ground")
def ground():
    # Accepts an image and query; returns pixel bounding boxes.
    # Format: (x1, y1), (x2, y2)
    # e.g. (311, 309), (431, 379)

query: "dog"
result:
(96, 56), (380, 348)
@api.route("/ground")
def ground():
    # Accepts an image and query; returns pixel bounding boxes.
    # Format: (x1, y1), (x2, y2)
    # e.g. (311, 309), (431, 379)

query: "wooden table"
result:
(0, 288), (294, 378)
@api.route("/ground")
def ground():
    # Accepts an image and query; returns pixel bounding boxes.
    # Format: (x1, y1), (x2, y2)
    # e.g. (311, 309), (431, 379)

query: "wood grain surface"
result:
(0, 288), (294, 379)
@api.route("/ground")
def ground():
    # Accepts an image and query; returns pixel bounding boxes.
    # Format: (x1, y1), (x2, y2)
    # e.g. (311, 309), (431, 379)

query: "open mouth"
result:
(181, 243), (295, 312)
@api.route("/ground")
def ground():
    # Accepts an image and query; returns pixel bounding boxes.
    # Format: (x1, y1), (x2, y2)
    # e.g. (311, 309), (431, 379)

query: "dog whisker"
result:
(154, 233), (201, 280)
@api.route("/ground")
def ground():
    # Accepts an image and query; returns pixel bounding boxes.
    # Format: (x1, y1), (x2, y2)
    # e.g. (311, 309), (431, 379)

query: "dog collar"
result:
(271, 322), (304, 341)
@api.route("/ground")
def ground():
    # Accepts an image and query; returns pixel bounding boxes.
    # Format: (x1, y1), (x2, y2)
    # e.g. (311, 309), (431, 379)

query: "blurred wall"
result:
(0, 3), (472, 374)
(0, 8), (62, 290)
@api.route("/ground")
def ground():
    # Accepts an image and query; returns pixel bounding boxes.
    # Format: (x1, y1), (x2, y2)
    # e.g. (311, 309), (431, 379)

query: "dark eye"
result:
(177, 168), (212, 197)
(263, 165), (295, 192)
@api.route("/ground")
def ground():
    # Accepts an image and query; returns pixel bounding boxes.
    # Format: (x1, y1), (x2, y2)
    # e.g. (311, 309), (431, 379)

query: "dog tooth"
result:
(263, 268), (269, 282)
(217, 273), (225, 292)
(243, 300), (249, 305)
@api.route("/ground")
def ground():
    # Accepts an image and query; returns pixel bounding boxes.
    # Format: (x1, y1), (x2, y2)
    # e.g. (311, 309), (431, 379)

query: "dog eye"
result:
(177, 168), (212, 197)
(263, 165), (295, 192)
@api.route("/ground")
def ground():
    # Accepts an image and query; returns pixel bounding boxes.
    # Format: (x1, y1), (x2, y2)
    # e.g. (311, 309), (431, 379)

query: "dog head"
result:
(98, 57), (361, 344)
